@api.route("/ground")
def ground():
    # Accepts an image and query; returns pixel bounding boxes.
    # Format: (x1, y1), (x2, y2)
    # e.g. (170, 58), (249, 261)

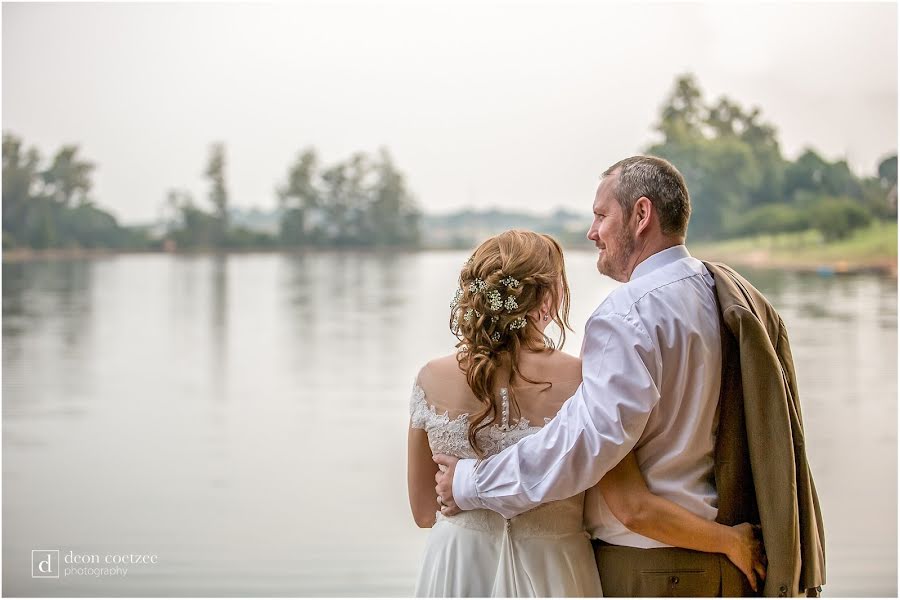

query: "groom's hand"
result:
(433, 454), (461, 516)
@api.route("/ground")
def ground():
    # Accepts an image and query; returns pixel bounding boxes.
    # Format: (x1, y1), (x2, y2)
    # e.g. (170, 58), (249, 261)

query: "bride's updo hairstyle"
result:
(449, 229), (572, 458)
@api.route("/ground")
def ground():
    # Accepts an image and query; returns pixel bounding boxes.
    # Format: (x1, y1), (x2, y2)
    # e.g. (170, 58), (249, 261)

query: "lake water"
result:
(3, 251), (896, 597)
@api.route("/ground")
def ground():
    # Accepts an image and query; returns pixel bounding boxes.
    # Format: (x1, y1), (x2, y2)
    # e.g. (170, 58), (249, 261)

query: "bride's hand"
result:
(433, 454), (461, 515)
(726, 523), (767, 592)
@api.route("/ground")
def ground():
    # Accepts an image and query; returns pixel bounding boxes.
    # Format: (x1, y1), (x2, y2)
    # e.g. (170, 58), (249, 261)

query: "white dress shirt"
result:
(452, 245), (722, 547)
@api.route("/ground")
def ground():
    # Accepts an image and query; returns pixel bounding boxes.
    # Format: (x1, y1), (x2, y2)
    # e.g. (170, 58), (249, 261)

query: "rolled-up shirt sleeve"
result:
(452, 310), (662, 518)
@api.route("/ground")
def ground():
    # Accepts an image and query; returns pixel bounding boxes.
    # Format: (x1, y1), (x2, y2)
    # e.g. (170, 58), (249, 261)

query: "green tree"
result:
(319, 161), (352, 244)
(784, 150), (862, 201)
(810, 196), (872, 241)
(41, 145), (95, 207)
(734, 107), (785, 206)
(338, 151), (375, 243)
(646, 74), (886, 240)
(277, 147), (422, 248)
(318, 154), (378, 245)
(204, 142), (228, 247)
(370, 148), (421, 246)
(165, 188), (218, 249)
(2, 133), (42, 245)
(64, 202), (125, 248)
(658, 74), (705, 143)
(875, 154), (898, 216)
(277, 148), (320, 244)
(647, 78), (765, 238)
(2, 135), (131, 250)
(878, 154), (897, 189)
(648, 75), (758, 237)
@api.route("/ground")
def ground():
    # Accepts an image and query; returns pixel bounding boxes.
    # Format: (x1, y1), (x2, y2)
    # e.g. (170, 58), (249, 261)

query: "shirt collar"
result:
(629, 245), (691, 281)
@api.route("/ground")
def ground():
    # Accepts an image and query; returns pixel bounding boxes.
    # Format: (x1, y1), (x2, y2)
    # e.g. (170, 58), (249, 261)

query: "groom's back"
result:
(584, 253), (722, 548)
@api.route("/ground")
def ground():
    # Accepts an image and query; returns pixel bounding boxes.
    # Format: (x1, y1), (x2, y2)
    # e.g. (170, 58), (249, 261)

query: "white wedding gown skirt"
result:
(414, 498), (603, 597)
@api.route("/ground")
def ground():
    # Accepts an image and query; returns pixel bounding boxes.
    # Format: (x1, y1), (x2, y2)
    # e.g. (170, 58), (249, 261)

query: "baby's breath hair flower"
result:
(463, 308), (476, 322)
(491, 332), (501, 342)
(500, 276), (520, 289)
(491, 315), (499, 323)
(509, 316), (528, 330)
(450, 288), (463, 308)
(504, 296), (518, 311)
(486, 289), (503, 312)
(468, 278), (487, 293)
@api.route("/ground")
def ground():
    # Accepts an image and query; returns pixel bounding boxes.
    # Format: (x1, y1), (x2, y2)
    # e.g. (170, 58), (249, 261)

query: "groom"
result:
(434, 155), (825, 597)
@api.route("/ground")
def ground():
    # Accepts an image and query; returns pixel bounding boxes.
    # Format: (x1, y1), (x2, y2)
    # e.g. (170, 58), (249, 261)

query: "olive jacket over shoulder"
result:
(703, 262), (826, 598)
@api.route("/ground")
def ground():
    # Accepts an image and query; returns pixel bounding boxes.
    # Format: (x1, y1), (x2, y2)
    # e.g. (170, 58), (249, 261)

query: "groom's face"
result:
(587, 176), (636, 282)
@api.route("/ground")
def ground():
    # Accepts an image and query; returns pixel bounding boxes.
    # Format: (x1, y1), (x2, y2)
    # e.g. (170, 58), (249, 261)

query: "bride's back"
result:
(411, 350), (582, 459)
(410, 349), (589, 543)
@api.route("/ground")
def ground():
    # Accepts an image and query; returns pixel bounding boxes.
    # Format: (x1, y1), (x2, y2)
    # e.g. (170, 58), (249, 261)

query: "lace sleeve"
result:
(409, 380), (429, 430)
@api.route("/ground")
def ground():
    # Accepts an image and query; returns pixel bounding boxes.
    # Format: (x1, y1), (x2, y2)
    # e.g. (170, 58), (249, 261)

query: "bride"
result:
(407, 230), (766, 597)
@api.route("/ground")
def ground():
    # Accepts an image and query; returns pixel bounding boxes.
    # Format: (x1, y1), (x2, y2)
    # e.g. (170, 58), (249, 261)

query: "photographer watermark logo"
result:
(32, 550), (59, 578)
(31, 548), (159, 579)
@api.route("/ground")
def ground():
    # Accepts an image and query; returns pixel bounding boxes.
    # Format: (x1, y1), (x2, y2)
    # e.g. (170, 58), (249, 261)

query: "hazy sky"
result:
(3, 1), (897, 224)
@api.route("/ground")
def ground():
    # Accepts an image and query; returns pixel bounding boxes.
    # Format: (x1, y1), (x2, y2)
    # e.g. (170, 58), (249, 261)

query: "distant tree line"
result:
(647, 74), (897, 241)
(2, 134), (422, 252)
(3, 73), (896, 252)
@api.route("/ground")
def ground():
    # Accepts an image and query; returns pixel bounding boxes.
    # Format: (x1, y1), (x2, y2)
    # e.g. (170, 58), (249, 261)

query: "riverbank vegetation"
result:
(692, 221), (897, 274)
(3, 136), (422, 252)
(3, 74), (895, 263)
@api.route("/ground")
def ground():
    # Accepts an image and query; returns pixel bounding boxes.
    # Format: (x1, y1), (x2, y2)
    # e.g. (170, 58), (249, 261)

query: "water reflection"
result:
(740, 268), (897, 326)
(210, 255), (229, 408)
(2, 260), (96, 419)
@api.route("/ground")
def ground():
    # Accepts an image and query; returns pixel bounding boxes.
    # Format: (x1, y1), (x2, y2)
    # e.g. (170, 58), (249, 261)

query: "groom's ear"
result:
(634, 196), (652, 236)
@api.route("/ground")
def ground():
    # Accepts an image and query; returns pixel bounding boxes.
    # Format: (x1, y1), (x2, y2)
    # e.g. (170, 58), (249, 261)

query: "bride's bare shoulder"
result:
(418, 353), (466, 380)
(543, 350), (582, 383)
(514, 349), (581, 386)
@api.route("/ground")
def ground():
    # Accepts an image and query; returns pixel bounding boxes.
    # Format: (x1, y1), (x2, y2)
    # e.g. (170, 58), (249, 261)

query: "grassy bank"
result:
(691, 221), (897, 275)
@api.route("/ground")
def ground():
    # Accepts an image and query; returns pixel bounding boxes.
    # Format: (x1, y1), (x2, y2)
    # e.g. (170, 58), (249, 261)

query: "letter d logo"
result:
(32, 550), (59, 578)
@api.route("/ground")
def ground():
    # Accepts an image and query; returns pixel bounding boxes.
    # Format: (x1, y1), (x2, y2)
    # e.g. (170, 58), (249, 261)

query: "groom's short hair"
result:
(602, 156), (691, 237)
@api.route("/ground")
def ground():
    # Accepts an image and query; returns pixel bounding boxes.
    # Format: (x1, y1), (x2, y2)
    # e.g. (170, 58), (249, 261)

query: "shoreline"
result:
(3, 246), (897, 277)
(689, 251), (898, 277)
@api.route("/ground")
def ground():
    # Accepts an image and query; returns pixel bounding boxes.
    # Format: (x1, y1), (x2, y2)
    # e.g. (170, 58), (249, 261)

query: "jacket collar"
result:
(630, 245), (691, 281)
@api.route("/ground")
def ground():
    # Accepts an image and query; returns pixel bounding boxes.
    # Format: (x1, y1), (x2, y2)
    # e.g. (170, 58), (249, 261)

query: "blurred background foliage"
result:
(647, 74), (896, 243)
(3, 73), (896, 253)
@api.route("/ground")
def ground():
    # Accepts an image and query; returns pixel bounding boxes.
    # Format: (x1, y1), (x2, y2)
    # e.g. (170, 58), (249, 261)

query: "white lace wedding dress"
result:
(410, 381), (603, 597)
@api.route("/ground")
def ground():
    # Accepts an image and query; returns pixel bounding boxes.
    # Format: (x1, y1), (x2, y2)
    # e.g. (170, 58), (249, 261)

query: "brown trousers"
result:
(594, 541), (756, 597)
